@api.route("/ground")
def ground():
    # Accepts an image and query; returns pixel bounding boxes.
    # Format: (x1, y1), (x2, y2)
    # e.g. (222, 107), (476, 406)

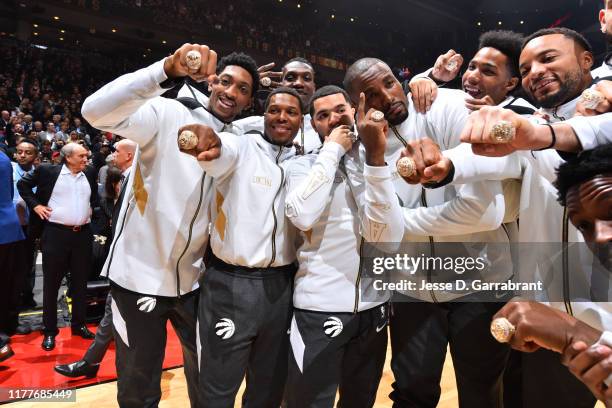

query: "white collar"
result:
(61, 164), (83, 177)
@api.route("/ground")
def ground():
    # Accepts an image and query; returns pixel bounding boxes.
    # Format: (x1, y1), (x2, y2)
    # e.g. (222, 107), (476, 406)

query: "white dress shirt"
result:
(47, 165), (91, 226)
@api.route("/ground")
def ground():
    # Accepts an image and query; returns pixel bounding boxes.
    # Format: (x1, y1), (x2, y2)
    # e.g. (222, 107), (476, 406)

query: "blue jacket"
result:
(0, 153), (24, 244)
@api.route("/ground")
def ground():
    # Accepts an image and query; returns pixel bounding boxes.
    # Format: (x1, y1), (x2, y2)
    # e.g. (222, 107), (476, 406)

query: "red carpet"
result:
(0, 323), (184, 402)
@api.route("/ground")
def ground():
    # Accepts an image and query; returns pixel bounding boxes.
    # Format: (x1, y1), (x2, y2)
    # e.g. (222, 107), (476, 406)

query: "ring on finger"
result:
(490, 120), (515, 143)
(397, 157), (416, 178)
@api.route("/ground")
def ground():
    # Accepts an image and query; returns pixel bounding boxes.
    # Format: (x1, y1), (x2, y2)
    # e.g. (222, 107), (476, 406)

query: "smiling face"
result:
(462, 47), (519, 105)
(519, 34), (593, 108)
(348, 62), (408, 126)
(282, 61), (316, 108)
(264, 93), (302, 146)
(65, 144), (89, 173)
(208, 65), (253, 122)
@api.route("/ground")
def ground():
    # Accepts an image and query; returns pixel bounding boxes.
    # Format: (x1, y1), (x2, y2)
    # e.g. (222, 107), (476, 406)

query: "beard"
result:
(535, 69), (583, 109)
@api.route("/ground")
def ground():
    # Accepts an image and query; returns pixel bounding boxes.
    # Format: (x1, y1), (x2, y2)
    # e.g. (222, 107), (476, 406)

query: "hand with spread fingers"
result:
(163, 43), (218, 82)
(177, 124), (222, 161)
(409, 77), (438, 114)
(431, 49), (464, 83)
(492, 300), (602, 354)
(562, 340), (612, 404)
(575, 81), (612, 117)
(397, 137), (452, 185)
(459, 106), (541, 157)
(325, 125), (355, 153)
(356, 92), (388, 166)
(257, 62), (283, 89)
(464, 95), (496, 111)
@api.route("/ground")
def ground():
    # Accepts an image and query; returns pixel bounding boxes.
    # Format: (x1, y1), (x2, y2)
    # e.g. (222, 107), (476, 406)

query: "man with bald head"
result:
(55, 138), (137, 380)
(344, 57), (512, 407)
(18, 143), (98, 351)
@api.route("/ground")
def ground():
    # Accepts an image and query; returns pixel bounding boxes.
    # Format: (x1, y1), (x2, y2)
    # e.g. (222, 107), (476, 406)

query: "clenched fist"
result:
(164, 43), (217, 82)
(177, 124), (222, 161)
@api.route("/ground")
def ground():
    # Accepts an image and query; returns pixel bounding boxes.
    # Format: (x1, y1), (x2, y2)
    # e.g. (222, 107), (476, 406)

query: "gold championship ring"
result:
(185, 50), (202, 71)
(490, 317), (516, 343)
(178, 130), (198, 151)
(490, 120), (515, 143)
(580, 89), (605, 111)
(371, 110), (385, 122)
(397, 157), (417, 178)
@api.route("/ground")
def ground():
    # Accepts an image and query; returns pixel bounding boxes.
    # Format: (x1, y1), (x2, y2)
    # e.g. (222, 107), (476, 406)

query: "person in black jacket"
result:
(17, 143), (98, 351)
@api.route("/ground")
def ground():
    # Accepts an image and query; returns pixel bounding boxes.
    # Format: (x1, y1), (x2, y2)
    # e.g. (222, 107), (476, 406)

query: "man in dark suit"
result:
(18, 143), (98, 351)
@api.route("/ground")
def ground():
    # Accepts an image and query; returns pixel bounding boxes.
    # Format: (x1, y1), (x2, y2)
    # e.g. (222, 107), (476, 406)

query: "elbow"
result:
(288, 215), (316, 232)
(474, 198), (505, 232)
(80, 97), (98, 126)
(284, 200), (316, 231)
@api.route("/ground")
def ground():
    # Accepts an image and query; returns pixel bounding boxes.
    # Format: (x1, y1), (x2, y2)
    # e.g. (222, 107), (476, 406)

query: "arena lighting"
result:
(59, 37), (64, 41)
(331, 14), (335, 18)
(350, 17), (354, 22)
(33, 32), (38, 36)
(33, 24), (38, 27)
(477, 21), (481, 26)
(112, 28), (117, 32)
(31, 44), (47, 49)
(520, 20), (524, 24)
(297, 3), (301, 8)
(162, 40), (167, 44)
(498, 21), (502, 25)
(60, 29), (65, 33)
(53, 16), (60, 20)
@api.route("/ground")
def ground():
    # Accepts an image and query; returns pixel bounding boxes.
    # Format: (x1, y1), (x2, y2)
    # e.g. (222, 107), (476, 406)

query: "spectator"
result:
(0, 150), (25, 361)
(17, 143), (98, 351)
(12, 139), (39, 311)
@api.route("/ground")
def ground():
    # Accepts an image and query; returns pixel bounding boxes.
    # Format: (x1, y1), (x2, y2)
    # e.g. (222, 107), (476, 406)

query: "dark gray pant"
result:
(111, 282), (199, 408)
(389, 296), (509, 408)
(83, 293), (113, 365)
(198, 256), (295, 408)
(286, 304), (389, 408)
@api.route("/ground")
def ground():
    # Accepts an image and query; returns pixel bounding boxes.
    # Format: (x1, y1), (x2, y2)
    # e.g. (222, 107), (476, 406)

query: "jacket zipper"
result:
(421, 190), (438, 303)
(354, 237), (365, 313)
(267, 147), (284, 268)
(392, 126), (437, 303)
(104, 201), (131, 278)
(174, 173), (206, 298)
(562, 206), (573, 316)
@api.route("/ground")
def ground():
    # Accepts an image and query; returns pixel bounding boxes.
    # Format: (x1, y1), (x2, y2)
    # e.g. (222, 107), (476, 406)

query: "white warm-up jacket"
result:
(82, 59), (240, 297)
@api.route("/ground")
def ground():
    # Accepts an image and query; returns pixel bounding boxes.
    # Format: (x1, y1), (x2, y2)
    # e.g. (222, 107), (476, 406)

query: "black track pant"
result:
(389, 296), (509, 408)
(286, 304), (389, 408)
(198, 255), (295, 408)
(110, 283), (199, 408)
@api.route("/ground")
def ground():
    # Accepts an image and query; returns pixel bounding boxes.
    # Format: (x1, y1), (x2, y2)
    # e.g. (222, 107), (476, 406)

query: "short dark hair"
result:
(17, 139), (38, 151)
(522, 27), (592, 53)
(309, 85), (351, 116)
(284, 57), (314, 71)
(264, 87), (304, 113)
(343, 57), (386, 97)
(555, 144), (612, 206)
(217, 52), (260, 96)
(478, 30), (524, 79)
